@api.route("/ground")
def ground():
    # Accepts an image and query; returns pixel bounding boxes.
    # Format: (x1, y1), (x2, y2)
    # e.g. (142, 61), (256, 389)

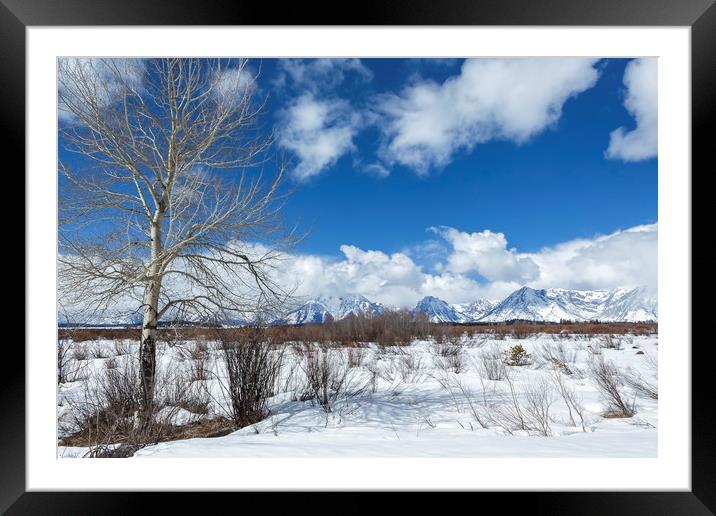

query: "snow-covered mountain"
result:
(282, 300), (333, 325)
(62, 287), (657, 326)
(413, 296), (465, 323)
(321, 294), (385, 320)
(454, 299), (499, 322)
(282, 295), (385, 325)
(596, 286), (658, 322)
(479, 286), (657, 323)
(412, 296), (498, 323)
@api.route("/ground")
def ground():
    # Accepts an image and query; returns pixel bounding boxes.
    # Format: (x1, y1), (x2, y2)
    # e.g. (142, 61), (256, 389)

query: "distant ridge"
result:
(280, 286), (657, 325)
(62, 286), (657, 326)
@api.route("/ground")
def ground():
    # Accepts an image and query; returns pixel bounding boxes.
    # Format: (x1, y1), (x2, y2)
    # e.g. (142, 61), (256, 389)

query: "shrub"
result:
(302, 345), (357, 413)
(113, 340), (132, 357)
(599, 334), (623, 350)
(58, 338), (72, 384)
(397, 350), (424, 383)
(623, 367), (658, 400)
(479, 344), (507, 380)
(432, 343), (465, 373)
(535, 343), (575, 375)
(60, 357), (221, 457)
(549, 367), (587, 431)
(72, 343), (89, 361)
(588, 357), (635, 418)
(346, 347), (365, 369)
(217, 327), (284, 428)
(504, 344), (531, 366)
(522, 376), (556, 436)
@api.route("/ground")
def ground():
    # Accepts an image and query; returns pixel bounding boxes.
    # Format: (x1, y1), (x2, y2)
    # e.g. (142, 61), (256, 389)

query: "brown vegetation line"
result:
(59, 320), (658, 344)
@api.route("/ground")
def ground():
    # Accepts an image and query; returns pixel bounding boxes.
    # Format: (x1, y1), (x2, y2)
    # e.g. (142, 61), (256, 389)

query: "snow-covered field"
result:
(57, 332), (658, 458)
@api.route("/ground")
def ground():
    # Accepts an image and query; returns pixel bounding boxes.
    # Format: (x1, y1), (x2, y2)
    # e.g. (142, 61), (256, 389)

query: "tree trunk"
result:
(139, 219), (164, 425)
(139, 274), (161, 424)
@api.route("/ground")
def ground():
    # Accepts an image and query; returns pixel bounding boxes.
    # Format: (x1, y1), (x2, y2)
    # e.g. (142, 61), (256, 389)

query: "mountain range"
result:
(281, 286), (657, 324)
(61, 286), (657, 326)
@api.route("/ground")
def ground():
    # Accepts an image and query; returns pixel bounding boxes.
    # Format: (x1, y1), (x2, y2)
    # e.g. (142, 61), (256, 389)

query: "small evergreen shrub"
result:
(504, 344), (531, 366)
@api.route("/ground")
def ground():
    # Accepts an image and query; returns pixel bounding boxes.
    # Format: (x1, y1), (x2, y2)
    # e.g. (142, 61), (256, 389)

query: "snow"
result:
(414, 296), (463, 323)
(132, 422), (655, 458)
(58, 333), (658, 459)
(480, 286), (657, 323)
(278, 286), (656, 326)
(281, 295), (385, 324)
(60, 286), (657, 326)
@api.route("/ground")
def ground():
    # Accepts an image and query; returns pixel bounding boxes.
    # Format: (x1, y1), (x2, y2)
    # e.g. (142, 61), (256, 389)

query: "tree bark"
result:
(139, 276), (160, 422)
(139, 220), (164, 424)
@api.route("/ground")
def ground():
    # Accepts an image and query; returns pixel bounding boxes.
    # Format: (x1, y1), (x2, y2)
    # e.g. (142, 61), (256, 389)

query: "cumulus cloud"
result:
(61, 223), (657, 318)
(271, 222), (656, 308)
(278, 93), (361, 181)
(606, 58), (658, 162)
(278, 245), (426, 307)
(529, 223), (657, 290)
(375, 58), (601, 173)
(432, 226), (539, 283)
(433, 223), (657, 293)
(301, 222), (652, 306)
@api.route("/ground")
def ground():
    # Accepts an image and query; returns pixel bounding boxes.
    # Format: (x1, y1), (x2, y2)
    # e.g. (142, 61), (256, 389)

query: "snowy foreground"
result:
(58, 333), (657, 458)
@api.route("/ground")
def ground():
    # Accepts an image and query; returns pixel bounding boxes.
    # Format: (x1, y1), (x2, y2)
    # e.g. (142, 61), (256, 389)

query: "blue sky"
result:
(59, 57), (657, 306)
(248, 59), (657, 256)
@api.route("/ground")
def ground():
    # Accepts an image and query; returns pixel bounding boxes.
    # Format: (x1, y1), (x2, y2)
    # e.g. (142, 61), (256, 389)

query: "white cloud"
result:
(376, 58), (601, 173)
(275, 59), (372, 181)
(433, 226), (539, 283)
(273, 222), (656, 308)
(275, 58), (373, 93)
(278, 93), (361, 181)
(361, 162), (390, 178)
(606, 58), (658, 162)
(58, 58), (145, 123)
(434, 223), (657, 293)
(529, 223), (657, 290)
(279, 245), (427, 307)
(61, 223), (657, 318)
(214, 65), (258, 107)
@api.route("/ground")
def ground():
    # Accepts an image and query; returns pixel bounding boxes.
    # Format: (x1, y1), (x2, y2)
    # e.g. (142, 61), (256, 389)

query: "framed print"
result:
(5, 0), (714, 512)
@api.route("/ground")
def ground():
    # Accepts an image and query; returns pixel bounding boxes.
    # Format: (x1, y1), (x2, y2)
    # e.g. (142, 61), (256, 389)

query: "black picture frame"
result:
(3, 0), (713, 512)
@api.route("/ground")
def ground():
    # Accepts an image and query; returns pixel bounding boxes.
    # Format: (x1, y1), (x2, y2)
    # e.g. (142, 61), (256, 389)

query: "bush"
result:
(521, 376), (556, 436)
(535, 343), (576, 375)
(504, 344), (531, 366)
(217, 327), (284, 428)
(60, 357), (144, 456)
(599, 334), (623, 350)
(302, 345), (358, 413)
(432, 343), (465, 373)
(623, 367), (658, 400)
(479, 344), (507, 380)
(397, 350), (424, 383)
(58, 338), (72, 384)
(346, 346), (365, 369)
(60, 357), (223, 457)
(588, 357), (635, 418)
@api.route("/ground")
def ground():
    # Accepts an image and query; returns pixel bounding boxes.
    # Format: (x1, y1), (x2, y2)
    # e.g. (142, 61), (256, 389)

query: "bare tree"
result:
(58, 58), (296, 423)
